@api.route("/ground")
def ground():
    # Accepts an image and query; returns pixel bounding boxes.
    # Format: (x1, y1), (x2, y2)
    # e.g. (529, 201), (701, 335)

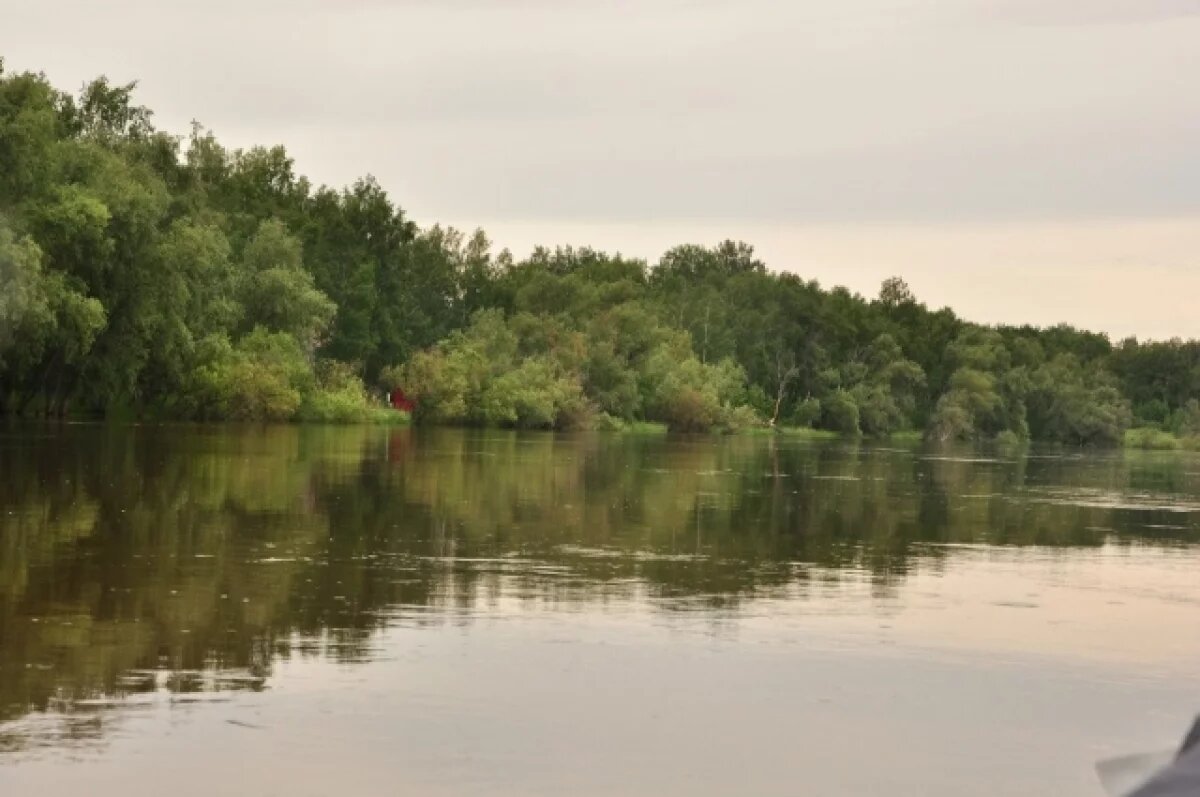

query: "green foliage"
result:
(721, 404), (765, 433)
(775, 427), (841, 440)
(1111, 338), (1200, 428)
(626, 420), (670, 435)
(395, 309), (512, 425)
(0, 227), (50, 350)
(1124, 427), (1182, 450)
(1175, 400), (1200, 437)
(298, 360), (378, 423)
(1122, 403), (1200, 450)
(795, 334), (926, 437)
(877, 276), (915, 308)
(993, 430), (1026, 449)
(394, 306), (758, 432)
(205, 329), (310, 421)
(239, 220), (335, 346)
(821, 389), (861, 435)
(0, 223), (106, 414)
(591, 416), (670, 434)
(1134, 398), (1171, 427)
(481, 357), (589, 429)
(0, 63), (1195, 441)
(642, 346), (752, 432)
(927, 396), (974, 442)
(927, 330), (1026, 442)
(786, 397), (821, 428)
(1025, 355), (1130, 445)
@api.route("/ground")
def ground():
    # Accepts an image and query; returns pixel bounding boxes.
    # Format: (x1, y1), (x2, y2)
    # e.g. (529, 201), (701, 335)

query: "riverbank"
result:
(1124, 427), (1200, 450)
(17, 410), (1199, 452)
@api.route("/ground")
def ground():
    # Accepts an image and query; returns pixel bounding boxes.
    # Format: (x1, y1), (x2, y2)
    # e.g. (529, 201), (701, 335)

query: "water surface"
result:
(1, 425), (1198, 795)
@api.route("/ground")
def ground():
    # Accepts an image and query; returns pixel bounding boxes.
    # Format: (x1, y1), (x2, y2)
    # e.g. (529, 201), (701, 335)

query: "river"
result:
(0, 424), (1197, 795)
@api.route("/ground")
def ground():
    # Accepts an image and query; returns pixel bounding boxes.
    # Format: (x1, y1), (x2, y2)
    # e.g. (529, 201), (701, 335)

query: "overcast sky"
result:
(3, 0), (1199, 339)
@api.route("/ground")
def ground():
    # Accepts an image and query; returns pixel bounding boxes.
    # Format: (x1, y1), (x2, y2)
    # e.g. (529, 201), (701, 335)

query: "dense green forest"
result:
(2, 63), (1199, 445)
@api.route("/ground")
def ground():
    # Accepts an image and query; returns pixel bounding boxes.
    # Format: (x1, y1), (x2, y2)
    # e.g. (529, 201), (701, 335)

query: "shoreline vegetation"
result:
(1123, 428), (1200, 451)
(3, 64), (1200, 446)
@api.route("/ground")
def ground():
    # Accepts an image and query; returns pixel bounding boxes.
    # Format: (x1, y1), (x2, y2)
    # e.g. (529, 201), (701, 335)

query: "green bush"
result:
(222, 360), (302, 420)
(641, 346), (750, 432)
(480, 357), (591, 429)
(593, 412), (627, 432)
(196, 329), (311, 421)
(1173, 399), (1200, 437)
(854, 384), (903, 437)
(658, 386), (719, 431)
(1124, 427), (1182, 450)
(927, 397), (973, 442)
(298, 360), (371, 422)
(776, 427), (840, 440)
(786, 397), (821, 428)
(626, 421), (669, 435)
(1134, 399), (1170, 426)
(821, 389), (860, 435)
(719, 404), (764, 433)
(1026, 355), (1131, 445)
(299, 390), (367, 422)
(994, 429), (1026, 448)
(186, 333), (388, 424)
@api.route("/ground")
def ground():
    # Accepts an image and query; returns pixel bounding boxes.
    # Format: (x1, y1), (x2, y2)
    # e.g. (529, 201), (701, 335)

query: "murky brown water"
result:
(1, 424), (1198, 795)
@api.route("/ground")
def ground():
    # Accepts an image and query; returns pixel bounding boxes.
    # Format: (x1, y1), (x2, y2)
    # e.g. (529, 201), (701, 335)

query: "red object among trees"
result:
(388, 389), (415, 413)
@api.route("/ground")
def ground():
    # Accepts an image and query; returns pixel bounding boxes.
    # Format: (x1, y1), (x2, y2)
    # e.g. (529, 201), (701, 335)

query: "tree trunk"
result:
(770, 360), (799, 427)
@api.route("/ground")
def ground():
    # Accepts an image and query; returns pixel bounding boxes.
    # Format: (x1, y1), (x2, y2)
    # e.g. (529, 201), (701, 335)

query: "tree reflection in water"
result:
(1, 424), (1197, 750)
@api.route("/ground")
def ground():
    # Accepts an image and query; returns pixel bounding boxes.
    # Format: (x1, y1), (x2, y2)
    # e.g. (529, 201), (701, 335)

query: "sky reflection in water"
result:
(0, 425), (1198, 796)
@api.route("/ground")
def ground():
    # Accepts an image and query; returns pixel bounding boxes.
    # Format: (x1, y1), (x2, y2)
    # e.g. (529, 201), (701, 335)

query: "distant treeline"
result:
(1, 63), (1198, 444)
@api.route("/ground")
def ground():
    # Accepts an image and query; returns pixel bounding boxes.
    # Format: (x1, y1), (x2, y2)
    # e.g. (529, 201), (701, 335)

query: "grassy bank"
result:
(736, 426), (925, 442)
(772, 427), (843, 440)
(296, 397), (411, 425)
(1124, 428), (1200, 450)
(591, 416), (670, 434)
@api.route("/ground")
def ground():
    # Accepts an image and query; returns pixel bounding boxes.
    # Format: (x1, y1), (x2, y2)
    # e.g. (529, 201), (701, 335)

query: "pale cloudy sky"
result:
(2, 0), (1198, 339)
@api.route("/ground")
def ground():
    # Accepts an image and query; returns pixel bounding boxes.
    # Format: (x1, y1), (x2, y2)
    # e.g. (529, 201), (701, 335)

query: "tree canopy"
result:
(0, 62), (1193, 443)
